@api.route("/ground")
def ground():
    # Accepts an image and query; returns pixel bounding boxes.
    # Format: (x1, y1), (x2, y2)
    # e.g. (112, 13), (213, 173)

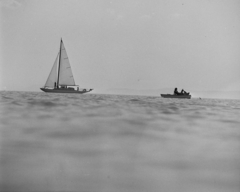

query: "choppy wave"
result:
(0, 91), (240, 192)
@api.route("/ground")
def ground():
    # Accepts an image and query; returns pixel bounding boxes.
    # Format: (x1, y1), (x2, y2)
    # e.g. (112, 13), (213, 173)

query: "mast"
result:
(57, 38), (62, 88)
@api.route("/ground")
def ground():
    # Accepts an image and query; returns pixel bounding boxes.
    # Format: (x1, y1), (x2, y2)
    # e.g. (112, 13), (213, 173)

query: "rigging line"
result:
(57, 39), (62, 87)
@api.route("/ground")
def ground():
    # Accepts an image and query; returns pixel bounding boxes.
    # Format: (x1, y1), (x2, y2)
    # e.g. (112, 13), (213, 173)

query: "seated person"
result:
(180, 89), (190, 95)
(174, 88), (180, 95)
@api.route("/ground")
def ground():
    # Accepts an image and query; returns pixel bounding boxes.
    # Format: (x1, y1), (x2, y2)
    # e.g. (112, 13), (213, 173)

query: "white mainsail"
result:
(58, 41), (76, 86)
(44, 53), (59, 87)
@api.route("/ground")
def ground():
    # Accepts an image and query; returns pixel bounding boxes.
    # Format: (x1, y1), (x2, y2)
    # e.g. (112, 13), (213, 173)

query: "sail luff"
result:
(57, 39), (62, 87)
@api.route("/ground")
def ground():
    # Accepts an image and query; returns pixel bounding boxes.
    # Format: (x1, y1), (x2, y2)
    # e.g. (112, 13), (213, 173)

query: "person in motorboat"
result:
(180, 89), (190, 95)
(174, 88), (180, 95)
(174, 88), (190, 95)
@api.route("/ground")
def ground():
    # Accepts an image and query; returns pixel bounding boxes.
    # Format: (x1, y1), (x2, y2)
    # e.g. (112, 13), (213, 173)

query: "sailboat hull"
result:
(40, 88), (92, 94)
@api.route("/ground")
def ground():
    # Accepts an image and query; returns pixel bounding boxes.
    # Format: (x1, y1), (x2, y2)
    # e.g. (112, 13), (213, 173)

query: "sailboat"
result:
(40, 39), (93, 94)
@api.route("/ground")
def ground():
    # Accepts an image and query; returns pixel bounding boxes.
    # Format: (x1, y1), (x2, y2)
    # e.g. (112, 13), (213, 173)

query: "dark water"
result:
(1, 91), (240, 192)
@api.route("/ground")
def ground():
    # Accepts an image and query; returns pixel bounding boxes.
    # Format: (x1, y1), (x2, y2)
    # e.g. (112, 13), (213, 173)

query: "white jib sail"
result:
(44, 53), (59, 87)
(58, 41), (76, 86)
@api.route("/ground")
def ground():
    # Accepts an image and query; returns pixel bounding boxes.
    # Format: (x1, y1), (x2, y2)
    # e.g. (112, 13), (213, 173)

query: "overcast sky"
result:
(1, 0), (240, 95)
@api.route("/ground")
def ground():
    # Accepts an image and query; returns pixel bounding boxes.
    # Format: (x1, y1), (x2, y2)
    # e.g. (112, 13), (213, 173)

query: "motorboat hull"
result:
(161, 94), (191, 99)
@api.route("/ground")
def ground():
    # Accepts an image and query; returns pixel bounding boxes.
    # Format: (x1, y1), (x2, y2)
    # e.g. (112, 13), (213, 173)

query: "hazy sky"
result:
(1, 0), (240, 94)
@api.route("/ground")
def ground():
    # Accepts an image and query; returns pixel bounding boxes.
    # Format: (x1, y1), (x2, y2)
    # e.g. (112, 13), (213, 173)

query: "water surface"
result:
(1, 91), (240, 192)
